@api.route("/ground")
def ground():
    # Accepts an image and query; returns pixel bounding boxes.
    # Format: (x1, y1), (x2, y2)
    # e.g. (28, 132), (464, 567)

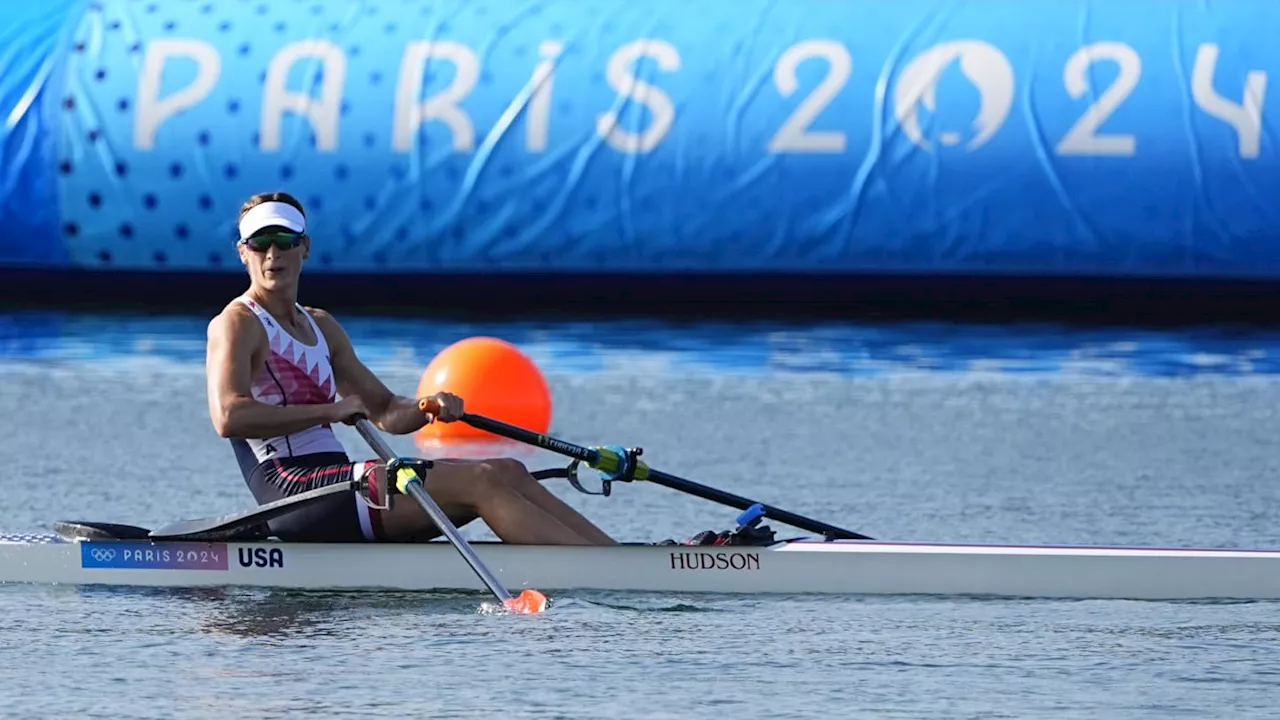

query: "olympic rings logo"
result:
(89, 548), (116, 562)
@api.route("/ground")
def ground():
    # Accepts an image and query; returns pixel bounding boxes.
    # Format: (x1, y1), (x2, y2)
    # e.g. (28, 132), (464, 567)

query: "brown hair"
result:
(238, 191), (306, 238)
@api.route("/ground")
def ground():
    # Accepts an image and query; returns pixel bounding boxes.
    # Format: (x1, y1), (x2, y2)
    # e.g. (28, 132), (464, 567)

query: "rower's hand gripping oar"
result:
(350, 411), (548, 615)
(417, 399), (873, 541)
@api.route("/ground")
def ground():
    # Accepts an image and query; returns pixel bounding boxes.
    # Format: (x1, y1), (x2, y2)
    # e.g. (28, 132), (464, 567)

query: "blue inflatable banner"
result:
(1, 0), (1278, 278)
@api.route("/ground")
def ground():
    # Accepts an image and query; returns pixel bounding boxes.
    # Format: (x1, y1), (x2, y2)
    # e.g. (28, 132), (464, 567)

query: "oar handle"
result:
(418, 397), (440, 414)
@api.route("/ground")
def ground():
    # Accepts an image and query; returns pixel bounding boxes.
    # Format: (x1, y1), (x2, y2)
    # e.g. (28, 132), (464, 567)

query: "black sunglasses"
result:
(240, 231), (306, 252)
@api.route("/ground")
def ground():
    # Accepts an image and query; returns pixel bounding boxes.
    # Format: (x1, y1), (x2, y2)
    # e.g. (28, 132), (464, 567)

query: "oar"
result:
(418, 399), (873, 541)
(351, 414), (548, 615)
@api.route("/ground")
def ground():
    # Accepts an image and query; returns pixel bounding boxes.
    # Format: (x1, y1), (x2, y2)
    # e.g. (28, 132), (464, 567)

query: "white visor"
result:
(239, 201), (306, 240)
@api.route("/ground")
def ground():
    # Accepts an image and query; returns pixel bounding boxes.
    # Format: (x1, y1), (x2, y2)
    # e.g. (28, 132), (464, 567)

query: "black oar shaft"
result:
(460, 413), (872, 541)
(463, 413), (598, 464)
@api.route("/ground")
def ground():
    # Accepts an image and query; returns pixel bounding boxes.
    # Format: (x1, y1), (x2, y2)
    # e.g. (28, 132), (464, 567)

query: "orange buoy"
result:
(412, 336), (552, 450)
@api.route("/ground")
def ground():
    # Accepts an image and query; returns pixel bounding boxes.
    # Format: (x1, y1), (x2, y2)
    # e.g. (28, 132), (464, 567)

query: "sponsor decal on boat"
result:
(80, 542), (229, 571)
(669, 551), (761, 571)
(237, 547), (284, 569)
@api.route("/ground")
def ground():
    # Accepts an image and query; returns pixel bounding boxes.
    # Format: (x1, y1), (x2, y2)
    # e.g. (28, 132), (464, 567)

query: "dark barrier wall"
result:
(2, 0), (1279, 279)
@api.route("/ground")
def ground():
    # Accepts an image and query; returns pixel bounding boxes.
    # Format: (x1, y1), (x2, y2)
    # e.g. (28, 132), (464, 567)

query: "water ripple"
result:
(2, 312), (1279, 718)
(2, 311), (1280, 377)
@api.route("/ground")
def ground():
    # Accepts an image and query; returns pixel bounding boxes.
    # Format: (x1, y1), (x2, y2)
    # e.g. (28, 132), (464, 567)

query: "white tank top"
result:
(234, 296), (346, 462)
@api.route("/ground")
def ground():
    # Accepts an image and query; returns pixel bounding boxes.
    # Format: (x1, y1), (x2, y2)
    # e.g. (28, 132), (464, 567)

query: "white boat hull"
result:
(2, 532), (1279, 600)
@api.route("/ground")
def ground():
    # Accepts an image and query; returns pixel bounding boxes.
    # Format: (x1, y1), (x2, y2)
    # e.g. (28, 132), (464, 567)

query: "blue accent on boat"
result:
(736, 503), (766, 529)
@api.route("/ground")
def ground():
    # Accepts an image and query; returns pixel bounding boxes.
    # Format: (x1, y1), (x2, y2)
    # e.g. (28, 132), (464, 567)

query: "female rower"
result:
(204, 190), (616, 545)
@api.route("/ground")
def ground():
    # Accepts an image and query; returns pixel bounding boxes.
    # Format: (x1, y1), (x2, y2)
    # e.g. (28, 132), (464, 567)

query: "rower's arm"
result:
(311, 308), (429, 435)
(206, 307), (342, 439)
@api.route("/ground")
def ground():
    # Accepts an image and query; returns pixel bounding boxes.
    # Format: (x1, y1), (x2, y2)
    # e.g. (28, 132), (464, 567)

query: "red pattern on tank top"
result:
(236, 297), (345, 461)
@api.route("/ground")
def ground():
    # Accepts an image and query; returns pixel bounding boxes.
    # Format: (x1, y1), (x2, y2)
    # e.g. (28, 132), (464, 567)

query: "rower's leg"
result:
(373, 460), (597, 545)
(456, 458), (617, 545)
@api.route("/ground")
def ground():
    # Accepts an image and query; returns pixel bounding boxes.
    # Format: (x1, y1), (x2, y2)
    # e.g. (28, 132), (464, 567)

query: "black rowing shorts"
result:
(232, 441), (383, 542)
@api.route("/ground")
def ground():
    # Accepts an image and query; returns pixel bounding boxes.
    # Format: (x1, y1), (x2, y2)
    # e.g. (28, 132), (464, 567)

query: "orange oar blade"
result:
(504, 589), (549, 614)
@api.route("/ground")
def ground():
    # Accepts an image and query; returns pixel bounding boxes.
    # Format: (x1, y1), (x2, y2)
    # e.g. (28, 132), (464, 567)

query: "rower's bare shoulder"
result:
(300, 305), (335, 325)
(302, 306), (352, 346)
(208, 301), (265, 347)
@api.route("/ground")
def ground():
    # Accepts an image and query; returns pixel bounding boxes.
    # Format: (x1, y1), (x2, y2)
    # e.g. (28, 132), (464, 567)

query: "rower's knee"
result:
(446, 461), (520, 513)
(467, 463), (508, 494)
(486, 458), (541, 492)
(463, 458), (533, 498)
(486, 457), (529, 478)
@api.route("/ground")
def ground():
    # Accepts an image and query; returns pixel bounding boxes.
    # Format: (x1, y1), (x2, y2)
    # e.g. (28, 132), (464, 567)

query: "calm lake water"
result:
(1, 310), (1278, 719)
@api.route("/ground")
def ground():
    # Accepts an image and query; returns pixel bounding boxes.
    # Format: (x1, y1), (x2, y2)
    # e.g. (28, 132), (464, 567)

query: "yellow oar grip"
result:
(395, 467), (420, 495)
(592, 448), (620, 474)
(590, 447), (651, 481)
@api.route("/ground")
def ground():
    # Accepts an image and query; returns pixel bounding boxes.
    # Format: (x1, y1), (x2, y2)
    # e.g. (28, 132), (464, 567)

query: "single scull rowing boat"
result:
(3, 409), (1275, 602)
(2, 530), (1279, 600)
